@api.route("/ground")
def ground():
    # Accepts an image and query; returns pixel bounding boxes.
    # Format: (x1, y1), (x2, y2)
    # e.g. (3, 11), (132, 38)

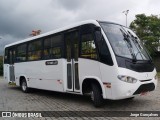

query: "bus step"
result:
(8, 82), (16, 86)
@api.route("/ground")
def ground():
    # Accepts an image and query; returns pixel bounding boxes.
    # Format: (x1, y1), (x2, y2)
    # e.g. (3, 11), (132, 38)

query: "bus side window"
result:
(50, 35), (62, 59)
(28, 40), (42, 61)
(43, 34), (62, 59)
(16, 44), (27, 62)
(43, 37), (52, 59)
(95, 30), (113, 66)
(4, 48), (8, 64)
(80, 33), (97, 60)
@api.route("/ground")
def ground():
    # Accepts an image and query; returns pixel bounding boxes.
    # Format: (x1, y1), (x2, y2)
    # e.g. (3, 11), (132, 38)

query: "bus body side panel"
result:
(14, 59), (64, 92)
(99, 63), (118, 99)
(78, 58), (104, 94)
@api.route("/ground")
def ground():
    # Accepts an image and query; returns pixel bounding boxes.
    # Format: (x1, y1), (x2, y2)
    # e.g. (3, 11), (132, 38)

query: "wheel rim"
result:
(91, 91), (94, 101)
(22, 82), (27, 91)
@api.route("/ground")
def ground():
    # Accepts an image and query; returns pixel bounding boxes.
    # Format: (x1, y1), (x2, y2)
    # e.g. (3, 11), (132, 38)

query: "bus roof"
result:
(5, 20), (124, 48)
(5, 20), (101, 48)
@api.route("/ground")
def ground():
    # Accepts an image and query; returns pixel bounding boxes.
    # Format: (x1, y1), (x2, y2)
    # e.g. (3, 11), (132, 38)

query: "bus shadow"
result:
(8, 86), (148, 110)
(30, 88), (91, 102)
(9, 86), (91, 102)
(32, 89), (149, 110)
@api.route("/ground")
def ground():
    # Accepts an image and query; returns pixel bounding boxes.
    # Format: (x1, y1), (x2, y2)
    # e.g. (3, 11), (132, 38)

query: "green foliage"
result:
(130, 14), (160, 57)
(0, 57), (3, 76)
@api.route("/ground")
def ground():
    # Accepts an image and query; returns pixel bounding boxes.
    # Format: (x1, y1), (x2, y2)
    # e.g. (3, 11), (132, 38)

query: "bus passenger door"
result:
(65, 30), (80, 93)
(8, 48), (16, 82)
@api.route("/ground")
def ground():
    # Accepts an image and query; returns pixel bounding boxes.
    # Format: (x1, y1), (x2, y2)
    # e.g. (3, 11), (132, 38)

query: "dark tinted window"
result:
(95, 30), (113, 65)
(73, 32), (79, 61)
(4, 48), (8, 64)
(65, 34), (71, 62)
(28, 40), (42, 61)
(16, 44), (27, 62)
(43, 35), (62, 59)
(80, 33), (97, 59)
(28, 40), (41, 51)
(8, 48), (16, 64)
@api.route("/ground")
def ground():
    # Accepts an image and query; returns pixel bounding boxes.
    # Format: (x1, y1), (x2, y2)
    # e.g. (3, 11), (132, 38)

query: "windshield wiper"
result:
(120, 29), (137, 62)
(127, 31), (152, 62)
(127, 31), (142, 49)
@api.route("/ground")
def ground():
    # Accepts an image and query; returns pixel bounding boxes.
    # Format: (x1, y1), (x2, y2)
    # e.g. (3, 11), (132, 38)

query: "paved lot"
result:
(0, 77), (160, 120)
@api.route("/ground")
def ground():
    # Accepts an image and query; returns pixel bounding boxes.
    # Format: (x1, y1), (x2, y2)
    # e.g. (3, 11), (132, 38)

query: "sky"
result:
(0, 0), (160, 55)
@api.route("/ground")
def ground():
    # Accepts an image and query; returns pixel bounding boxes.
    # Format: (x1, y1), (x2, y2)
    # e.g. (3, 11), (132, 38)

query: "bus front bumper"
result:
(106, 78), (157, 100)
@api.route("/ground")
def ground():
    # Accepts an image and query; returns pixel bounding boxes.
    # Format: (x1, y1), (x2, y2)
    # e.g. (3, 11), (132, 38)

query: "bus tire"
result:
(91, 83), (104, 107)
(21, 79), (29, 93)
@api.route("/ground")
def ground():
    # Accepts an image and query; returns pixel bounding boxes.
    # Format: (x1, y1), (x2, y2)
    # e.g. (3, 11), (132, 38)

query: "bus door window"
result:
(65, 30), (80, 91)
(9, 49), (16, 64)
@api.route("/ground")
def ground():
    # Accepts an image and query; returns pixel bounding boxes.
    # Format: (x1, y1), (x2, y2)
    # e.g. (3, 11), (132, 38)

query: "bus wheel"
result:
(91, 83), (104, 107)
(21, 79), (29, 93)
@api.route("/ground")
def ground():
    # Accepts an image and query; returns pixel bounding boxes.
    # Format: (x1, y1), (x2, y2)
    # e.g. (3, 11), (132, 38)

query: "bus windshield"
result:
(100, 22), (150, 61)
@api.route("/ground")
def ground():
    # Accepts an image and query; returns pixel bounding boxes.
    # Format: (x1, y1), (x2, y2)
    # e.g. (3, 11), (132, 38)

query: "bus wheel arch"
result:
(19, 76), (29, 93)
(19, 76), (26, 86)
(82, 78), (104, 107)
(82, 78), (102, 94)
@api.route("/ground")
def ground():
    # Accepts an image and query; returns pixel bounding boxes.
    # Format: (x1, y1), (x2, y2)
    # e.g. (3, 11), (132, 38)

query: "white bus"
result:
(4, 20), (158, 107)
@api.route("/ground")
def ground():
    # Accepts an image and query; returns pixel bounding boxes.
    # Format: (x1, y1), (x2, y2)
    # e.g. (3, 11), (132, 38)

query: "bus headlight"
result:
(118, 75), (137, 83)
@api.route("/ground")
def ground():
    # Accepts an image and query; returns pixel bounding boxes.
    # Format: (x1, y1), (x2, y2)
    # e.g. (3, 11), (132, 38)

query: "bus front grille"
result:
(133, 83), (155, 95)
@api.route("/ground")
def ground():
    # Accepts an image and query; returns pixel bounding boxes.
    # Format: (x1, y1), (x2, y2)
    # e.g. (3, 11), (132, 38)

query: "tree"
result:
(130, 14), (160, 57)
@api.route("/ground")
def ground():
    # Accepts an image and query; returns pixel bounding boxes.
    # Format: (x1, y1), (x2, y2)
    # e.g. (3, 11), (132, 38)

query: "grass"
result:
(157, 72), (160, 78)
